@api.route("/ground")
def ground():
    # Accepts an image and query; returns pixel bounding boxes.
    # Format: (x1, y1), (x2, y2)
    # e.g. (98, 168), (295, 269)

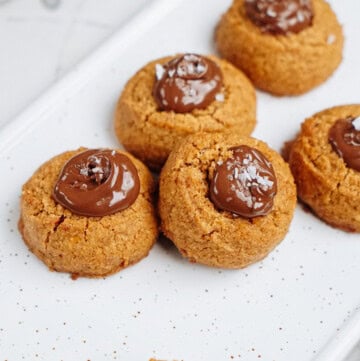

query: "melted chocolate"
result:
(245, 0), (313, 35)
(328, 117), (360, 172)
(53, 149), (140, 217)
(153, 53), (223, 113)
(209, 145), (277, 218)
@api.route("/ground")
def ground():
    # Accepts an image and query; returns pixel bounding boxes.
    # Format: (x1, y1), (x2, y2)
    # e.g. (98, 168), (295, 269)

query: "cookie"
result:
(114, 53), (256, 170)
(215, 0), (343, 95)
(288, 105), (360, 232)
(159, 132), (296, 268)
(19, 148), (158, 278)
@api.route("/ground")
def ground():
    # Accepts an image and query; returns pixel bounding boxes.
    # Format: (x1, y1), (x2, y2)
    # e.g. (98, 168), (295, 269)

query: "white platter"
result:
(1, 0), (360, 360)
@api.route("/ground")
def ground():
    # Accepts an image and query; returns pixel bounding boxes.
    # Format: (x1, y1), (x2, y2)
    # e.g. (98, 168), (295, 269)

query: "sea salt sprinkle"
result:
(153, 54), (223, 113)
(155, 64), (165, 80)
(266, 8), (277, 18)
(352, 117), (360, 131)
(232, 162), (273, 190)
(215, 93), (225, 102)
(210, 145), (277, 218)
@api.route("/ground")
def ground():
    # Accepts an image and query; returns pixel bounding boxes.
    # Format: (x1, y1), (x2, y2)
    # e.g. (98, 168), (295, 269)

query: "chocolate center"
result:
(209, 145), (277, 218)
(245, 0), (313, 35)
(153, 53), (223, 113)
(329, 117), (360, 172)
(53, 149), (140, 217)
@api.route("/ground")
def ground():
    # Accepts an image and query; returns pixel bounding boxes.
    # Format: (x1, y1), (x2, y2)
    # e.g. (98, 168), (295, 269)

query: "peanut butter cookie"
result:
(114, 53), (256, 170)
(215, 0), (343, 95)
(289, 105), (360, 232)
(159, 132), (296, 268)
(19, 148), (158, 278)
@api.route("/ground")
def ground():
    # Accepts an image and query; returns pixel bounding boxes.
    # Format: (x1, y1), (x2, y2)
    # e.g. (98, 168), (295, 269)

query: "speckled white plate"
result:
(1, 0), (360, 360)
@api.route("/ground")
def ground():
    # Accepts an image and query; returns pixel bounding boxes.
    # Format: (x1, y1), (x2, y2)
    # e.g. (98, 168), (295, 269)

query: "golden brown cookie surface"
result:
(114, 54), (256, 171)
(19, 148), (158, 278)
(159, 133), (296, 268)
(215, 0), (343, 95)
(289, 105), (360, 232)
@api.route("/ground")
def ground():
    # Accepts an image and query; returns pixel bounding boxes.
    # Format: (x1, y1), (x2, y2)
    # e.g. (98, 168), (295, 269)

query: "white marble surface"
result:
(0, 0), (149, 128)
(0, 0), (359, 359)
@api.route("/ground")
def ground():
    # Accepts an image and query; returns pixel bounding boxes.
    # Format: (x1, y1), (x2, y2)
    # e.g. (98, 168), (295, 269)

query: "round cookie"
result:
(159, 132), (296, 268)
(215, 0), (343, 95)
(288, 105), (360, 232)
(19, 148), (158, 278)
(114, 54), (256, 171)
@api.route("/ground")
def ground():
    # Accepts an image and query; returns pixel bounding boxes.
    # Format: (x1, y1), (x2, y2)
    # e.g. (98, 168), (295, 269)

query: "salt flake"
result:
(352, 117), (360, 131)
(155, 64), (165, 80)
(215, 93), (225, 102)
